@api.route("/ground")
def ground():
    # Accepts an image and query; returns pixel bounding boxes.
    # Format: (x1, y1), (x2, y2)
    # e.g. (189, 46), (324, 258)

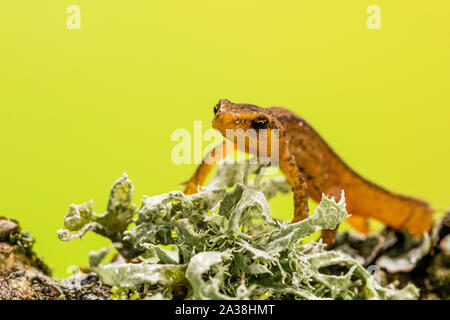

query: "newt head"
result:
(212, 99), (280, 136)
(212, 99), (282, 157)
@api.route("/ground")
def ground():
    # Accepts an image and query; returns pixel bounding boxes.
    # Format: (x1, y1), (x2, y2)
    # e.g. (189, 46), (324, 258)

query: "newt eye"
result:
(214, 102), (220, 115)
(251, 116), (269, 130)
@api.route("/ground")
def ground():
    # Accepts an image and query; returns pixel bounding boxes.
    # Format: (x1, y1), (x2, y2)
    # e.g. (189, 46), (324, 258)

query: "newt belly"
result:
(184, 100), (433, 240)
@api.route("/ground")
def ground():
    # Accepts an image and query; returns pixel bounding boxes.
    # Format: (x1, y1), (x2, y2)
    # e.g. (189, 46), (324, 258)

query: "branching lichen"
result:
(57, 162), (420, 300)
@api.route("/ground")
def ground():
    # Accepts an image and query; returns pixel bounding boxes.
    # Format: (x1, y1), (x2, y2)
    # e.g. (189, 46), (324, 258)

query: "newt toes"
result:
(184, 99), (434, 242)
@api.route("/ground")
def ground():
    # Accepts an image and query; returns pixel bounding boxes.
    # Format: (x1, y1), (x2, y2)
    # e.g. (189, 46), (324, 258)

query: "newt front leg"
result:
(279, 148), (309, 222)
(185, 136), (310, 223)
(184, 140), (236, 195)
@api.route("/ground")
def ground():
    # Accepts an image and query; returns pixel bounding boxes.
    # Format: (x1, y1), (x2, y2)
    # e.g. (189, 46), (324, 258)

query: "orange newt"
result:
(184, 99), (433, 244)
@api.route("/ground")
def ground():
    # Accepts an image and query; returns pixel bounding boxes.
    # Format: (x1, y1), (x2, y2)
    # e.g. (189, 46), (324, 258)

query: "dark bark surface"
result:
(0, 217), (111, 300)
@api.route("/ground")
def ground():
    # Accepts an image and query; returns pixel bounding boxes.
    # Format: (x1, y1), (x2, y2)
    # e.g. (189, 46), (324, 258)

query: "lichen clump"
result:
(58, 162), (419, 300)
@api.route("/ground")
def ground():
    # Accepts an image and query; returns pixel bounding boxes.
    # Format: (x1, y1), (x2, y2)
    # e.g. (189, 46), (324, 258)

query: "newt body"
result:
(184, 99), (433, 243)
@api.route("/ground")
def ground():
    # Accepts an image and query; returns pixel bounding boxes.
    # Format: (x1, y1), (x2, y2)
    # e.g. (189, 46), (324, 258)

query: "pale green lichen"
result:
(58, 161), (419, 300)
(57, 174), (137, 258)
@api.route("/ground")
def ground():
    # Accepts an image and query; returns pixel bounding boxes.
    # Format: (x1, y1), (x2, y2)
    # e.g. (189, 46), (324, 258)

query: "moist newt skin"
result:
(184, 99), (433, 243)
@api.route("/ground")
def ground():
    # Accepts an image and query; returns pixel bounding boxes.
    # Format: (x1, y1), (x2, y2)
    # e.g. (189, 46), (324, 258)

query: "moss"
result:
(0, 217), (111, 300)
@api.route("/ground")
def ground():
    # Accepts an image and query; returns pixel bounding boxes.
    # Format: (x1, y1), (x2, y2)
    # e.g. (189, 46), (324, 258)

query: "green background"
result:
(1, 1), (449, 277)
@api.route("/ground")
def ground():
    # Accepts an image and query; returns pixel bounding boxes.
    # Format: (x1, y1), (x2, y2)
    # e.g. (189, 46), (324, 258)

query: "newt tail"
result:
(325, 156), (433, 236)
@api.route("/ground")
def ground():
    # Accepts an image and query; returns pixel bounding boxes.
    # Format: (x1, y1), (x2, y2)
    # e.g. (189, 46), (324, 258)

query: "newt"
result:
(183, 99), (433, 244)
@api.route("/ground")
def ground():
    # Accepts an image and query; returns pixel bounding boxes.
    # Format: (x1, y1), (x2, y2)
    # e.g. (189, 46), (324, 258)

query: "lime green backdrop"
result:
(1, 1), (449, 277)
